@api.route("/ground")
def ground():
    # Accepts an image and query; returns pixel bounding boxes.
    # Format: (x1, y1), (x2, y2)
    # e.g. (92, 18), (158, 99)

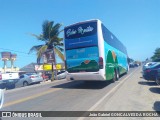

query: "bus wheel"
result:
(112, 70), (116, 82)
(116, 69), (119, 80)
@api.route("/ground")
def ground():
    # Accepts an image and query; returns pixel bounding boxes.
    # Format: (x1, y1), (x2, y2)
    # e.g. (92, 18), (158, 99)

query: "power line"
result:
(0, 48), (36, 56)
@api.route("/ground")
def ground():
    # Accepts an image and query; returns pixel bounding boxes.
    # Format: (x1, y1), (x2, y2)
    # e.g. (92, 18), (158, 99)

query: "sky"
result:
(0, 0), (160, 68)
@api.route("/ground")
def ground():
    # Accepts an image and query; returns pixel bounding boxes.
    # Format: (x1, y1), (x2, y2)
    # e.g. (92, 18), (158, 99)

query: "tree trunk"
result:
(51, 62), (54, 81)
(51, 48), (57, 81)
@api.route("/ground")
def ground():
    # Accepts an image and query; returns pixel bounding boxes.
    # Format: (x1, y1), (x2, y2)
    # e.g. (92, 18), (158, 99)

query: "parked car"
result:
(143, 62), (160, 80)
(135, 63), (140, 67)
(15, 73), (43, 87)
(0, 80), (6, 89)
(1, 72), (19, 80)
(4, 79), (18, 89)
(55, 70), (67, 80)
(129, 63), (135, 68)
(142, 62), (156, 71)
(156, 68), (160, 85)
(0, 79), (19, 89)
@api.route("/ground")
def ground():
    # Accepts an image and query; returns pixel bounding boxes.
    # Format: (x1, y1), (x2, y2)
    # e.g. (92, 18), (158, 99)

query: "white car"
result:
(1, 72), (19, 80)
(15, 73), (43, 87)
(55, 71), (67, 80)
(144, 62), (156, 67)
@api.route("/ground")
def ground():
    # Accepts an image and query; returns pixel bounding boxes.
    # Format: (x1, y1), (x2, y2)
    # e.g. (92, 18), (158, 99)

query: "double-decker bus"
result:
(64, 19), (129, 81)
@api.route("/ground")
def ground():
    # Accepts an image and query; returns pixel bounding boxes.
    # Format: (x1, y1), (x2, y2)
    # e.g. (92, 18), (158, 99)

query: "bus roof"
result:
(64, 19), (101, 29)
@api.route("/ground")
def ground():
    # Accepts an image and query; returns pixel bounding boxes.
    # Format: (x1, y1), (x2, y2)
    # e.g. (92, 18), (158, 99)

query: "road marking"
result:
(3, 88), (62, 107)
(5, 79), (66, 93)
(89, 69), (137, 111)
(77, 68), (138, 120)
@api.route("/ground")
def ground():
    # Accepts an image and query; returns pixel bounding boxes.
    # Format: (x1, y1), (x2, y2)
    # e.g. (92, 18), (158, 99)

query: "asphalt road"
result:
(1, 67), (160, 120)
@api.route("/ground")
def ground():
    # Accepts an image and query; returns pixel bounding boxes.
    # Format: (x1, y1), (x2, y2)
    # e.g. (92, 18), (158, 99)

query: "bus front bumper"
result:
(66, 72), (105, 81)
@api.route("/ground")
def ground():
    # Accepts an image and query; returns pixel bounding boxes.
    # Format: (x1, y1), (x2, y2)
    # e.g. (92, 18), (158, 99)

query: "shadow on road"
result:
(149, 87), (160, 94)
(52, 80), (111, 89)
(138, 81), (157, 86)
(153, 101), (160, 112)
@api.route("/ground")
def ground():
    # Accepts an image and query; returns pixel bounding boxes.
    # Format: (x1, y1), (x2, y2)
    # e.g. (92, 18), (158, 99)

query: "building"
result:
(20, 62), (65, 73)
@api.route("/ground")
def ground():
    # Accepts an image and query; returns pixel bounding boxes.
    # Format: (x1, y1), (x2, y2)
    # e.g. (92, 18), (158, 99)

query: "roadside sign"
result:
(44, 51), (55, 63)
(56, 64), (62, 70)
(43, 64), (62, 71)
(43, 64), (52, 71)
(43, 64), (57, 71)
(35, 65), (43, 71)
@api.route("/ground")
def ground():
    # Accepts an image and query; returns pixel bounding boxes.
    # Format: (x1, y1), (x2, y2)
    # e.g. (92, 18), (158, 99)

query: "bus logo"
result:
(66, 26), (94, 37)
(84, 60), (90, 64)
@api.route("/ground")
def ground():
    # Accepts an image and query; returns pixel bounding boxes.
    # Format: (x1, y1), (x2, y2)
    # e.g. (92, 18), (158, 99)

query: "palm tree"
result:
(29, 20), (64, 80)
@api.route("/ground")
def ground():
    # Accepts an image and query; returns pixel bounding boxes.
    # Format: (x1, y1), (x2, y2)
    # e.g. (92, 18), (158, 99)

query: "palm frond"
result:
(30, 33), (45, 41)
(39, 45), (48, 55)
(54, 48), (64, 61)
(36, 45), (48, 63)
(50, 23), (62, 37)
(54, 42), (64, 47)
(58, 29), (64, 33)
(29, 45), (43, 54)
(42, 20), (54, 40)
(52, 23), (62, 34)
(56, 46), (64, 52)
(49, 36), (63, 45)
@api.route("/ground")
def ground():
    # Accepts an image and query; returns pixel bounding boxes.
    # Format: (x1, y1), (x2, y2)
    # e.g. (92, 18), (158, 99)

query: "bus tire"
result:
(112, 70), (116, 82)
(116, 69), (119, 80)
